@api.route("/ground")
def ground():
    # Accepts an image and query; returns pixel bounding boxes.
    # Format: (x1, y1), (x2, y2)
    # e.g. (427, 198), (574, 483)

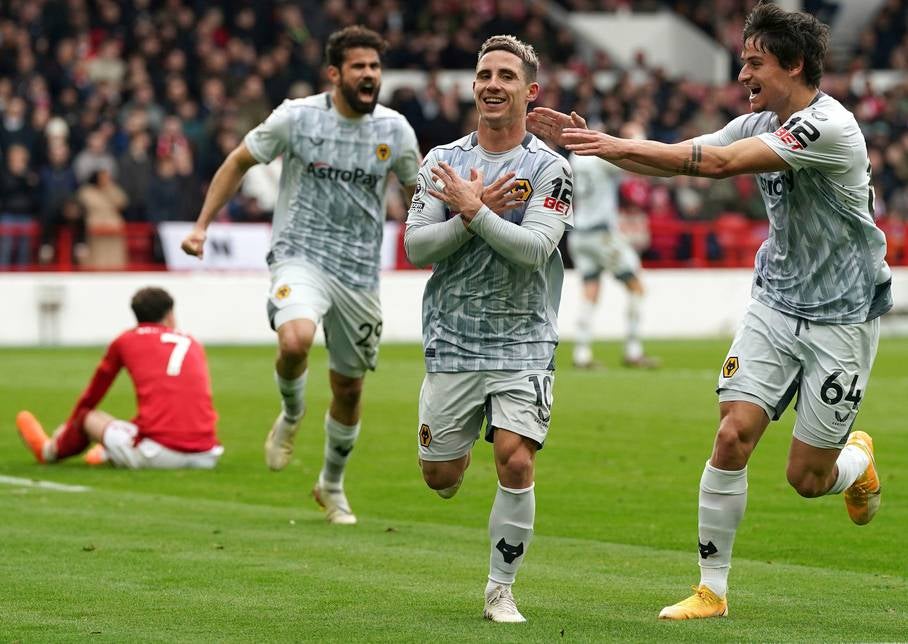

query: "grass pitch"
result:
(2, 339), (906, 642)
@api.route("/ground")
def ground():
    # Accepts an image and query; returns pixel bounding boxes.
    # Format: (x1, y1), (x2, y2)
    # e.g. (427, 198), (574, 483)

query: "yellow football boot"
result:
(843, 431), (881, 526)
(659, 585), (728, 620)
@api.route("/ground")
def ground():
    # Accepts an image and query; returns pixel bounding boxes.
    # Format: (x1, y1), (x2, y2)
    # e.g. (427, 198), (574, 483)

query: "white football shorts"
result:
(103, 420), (224, 470)
(717, 299), (880, 449)
(417, 369), (555, 462)
(569, 229), (641, 282)
(267, 259), (382, 378)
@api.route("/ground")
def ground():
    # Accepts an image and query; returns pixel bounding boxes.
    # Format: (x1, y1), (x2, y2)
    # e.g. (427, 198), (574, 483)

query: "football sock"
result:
(827, 443), (870, 494)
(488, 483), (535, 585)
(52, 420), (89, 461)
(275, 370), (307, 422)
(625, 292), (643, 360)
(485, 579), (510, 594)
(319, 412), (360, 489)
(697, 461), (747, 598)
(574, 297), (596, 362)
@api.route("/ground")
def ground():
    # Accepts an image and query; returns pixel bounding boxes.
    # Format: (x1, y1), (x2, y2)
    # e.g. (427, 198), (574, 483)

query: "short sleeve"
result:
(694, 114), (753, 147)
(757, 112), (852, 174)
(244, 100), (294, 164)
(393, 119), (421, 187)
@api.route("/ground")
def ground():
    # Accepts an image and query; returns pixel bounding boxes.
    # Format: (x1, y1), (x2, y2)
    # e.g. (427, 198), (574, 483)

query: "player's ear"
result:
(526, 81), (540, 103)
(327, 65), (341, 85)
(788, 57), (804, 82)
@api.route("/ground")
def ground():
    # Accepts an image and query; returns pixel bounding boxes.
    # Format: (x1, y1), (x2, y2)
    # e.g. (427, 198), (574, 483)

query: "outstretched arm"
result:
(562, 129), (789, 178)
(181, 144), (259, 257)
(527, 107), (675, 177)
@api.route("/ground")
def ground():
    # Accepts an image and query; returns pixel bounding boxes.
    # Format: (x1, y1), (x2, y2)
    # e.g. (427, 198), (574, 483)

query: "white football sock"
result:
(827, 443), (870, 494)
(488, 483), (535, 585)
(625, 292), (643, 360)
(574, 298), (596, 364)
(275, 370), (307, 422)
(698, 461), (748, 598)
(319, 413), (360, 489)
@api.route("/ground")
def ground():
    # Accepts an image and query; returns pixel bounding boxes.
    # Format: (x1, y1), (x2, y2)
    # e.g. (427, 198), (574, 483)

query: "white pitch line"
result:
(0, 475), (90, 493)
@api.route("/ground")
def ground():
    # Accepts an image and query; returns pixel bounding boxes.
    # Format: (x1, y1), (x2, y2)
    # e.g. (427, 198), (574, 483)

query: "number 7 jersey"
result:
(66, 323), (219, 453)
(696, 92), (891, 324)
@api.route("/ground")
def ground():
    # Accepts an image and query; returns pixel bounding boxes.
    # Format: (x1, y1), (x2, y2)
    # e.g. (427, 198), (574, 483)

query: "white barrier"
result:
(1, 269), (907, 346)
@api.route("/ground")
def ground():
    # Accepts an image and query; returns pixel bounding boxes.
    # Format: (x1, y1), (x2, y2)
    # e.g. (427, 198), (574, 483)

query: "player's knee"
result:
(714, 422), (747, 459)
(421, 461), (462, 490)
(714, 412), (759, 464)
(786, 467), (827, 498)
(495, 450), (534, 485)
(278, 334), (310, 363)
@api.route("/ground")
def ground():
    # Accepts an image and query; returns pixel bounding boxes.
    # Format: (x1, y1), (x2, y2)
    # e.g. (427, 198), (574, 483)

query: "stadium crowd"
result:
(1, 0), (907, 269)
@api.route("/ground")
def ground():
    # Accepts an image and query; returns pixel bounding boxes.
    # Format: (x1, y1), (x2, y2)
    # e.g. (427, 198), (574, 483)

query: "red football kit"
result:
(60, 323), (219, 455)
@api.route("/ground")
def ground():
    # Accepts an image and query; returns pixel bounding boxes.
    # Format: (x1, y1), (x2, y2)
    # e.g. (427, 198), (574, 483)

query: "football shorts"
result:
(717, 299), (880, 449)
(569, 229), (641, 282)
(267, 258), (382, 378)
(103, 420), (224, 469)
(417, 369), (554, 462)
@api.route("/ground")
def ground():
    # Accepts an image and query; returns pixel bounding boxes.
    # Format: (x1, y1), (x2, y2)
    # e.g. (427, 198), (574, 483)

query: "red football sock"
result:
(53, 414), (90, 460)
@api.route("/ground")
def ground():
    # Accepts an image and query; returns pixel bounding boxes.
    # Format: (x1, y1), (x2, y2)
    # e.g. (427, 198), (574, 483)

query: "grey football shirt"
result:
(244, 92), (420, 290)
(570, 153), (621, 231)
(406, 132), (574, 372)
(695, 93), (891, 323)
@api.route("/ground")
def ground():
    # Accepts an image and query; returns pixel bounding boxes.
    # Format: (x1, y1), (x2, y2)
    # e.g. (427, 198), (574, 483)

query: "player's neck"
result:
(477, 120), (527, 153)
(776, 86), (820, 124)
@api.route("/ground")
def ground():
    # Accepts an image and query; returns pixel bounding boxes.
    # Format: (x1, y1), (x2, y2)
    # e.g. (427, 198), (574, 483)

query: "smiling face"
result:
(473, 50), (539, 130)
(330, 47), (381, 115)
(738, 36), (802, 114)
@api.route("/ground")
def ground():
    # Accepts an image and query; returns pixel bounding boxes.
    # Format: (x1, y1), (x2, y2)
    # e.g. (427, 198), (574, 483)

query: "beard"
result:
(340, 78), (380, 114)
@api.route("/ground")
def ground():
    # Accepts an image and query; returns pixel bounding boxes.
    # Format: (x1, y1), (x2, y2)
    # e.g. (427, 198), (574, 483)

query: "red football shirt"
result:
(67, 323), (219, 452)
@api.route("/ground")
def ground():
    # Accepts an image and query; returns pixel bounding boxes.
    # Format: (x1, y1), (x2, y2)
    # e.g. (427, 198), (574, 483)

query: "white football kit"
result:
(568, 153), (640, 282)
(696, 92), (891, 447)
(405, 132), (573, 459)
(245, 93), (420, 376)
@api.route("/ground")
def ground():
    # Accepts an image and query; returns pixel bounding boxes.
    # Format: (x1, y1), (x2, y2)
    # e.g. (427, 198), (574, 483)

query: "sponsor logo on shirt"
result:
(758, 170), (795, 196)
(543, 196), (570, 215)
(306, 162), (381, 187)
(773, 126), (803, 150)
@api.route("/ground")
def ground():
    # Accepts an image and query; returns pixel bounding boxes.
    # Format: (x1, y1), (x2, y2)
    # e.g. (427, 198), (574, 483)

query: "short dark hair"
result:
(325, 25), (387, 69)
(743, 1), (829, 88)
(131, 287), (174, 323)
(477, 35), (539, 83)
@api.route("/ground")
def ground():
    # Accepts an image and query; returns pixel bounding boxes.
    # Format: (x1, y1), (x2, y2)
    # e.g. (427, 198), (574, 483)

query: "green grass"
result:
(1, 339), (906, 642)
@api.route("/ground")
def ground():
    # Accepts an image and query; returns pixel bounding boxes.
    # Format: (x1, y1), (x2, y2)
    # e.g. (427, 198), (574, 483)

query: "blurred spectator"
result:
(156, 115), (191, 161)
(39, 140), (79, 252)
(0, 144), (40, 267)
(73, 129), (117, 184)
(119, 81), (165, 134)
(0, 96), (37, 155)
(147, 145), (200, 224)
(78, 169), (129, 269)
(118, 130), (155, 222)
(234, 74), (272, 138)
(39, 197), (88, 267)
